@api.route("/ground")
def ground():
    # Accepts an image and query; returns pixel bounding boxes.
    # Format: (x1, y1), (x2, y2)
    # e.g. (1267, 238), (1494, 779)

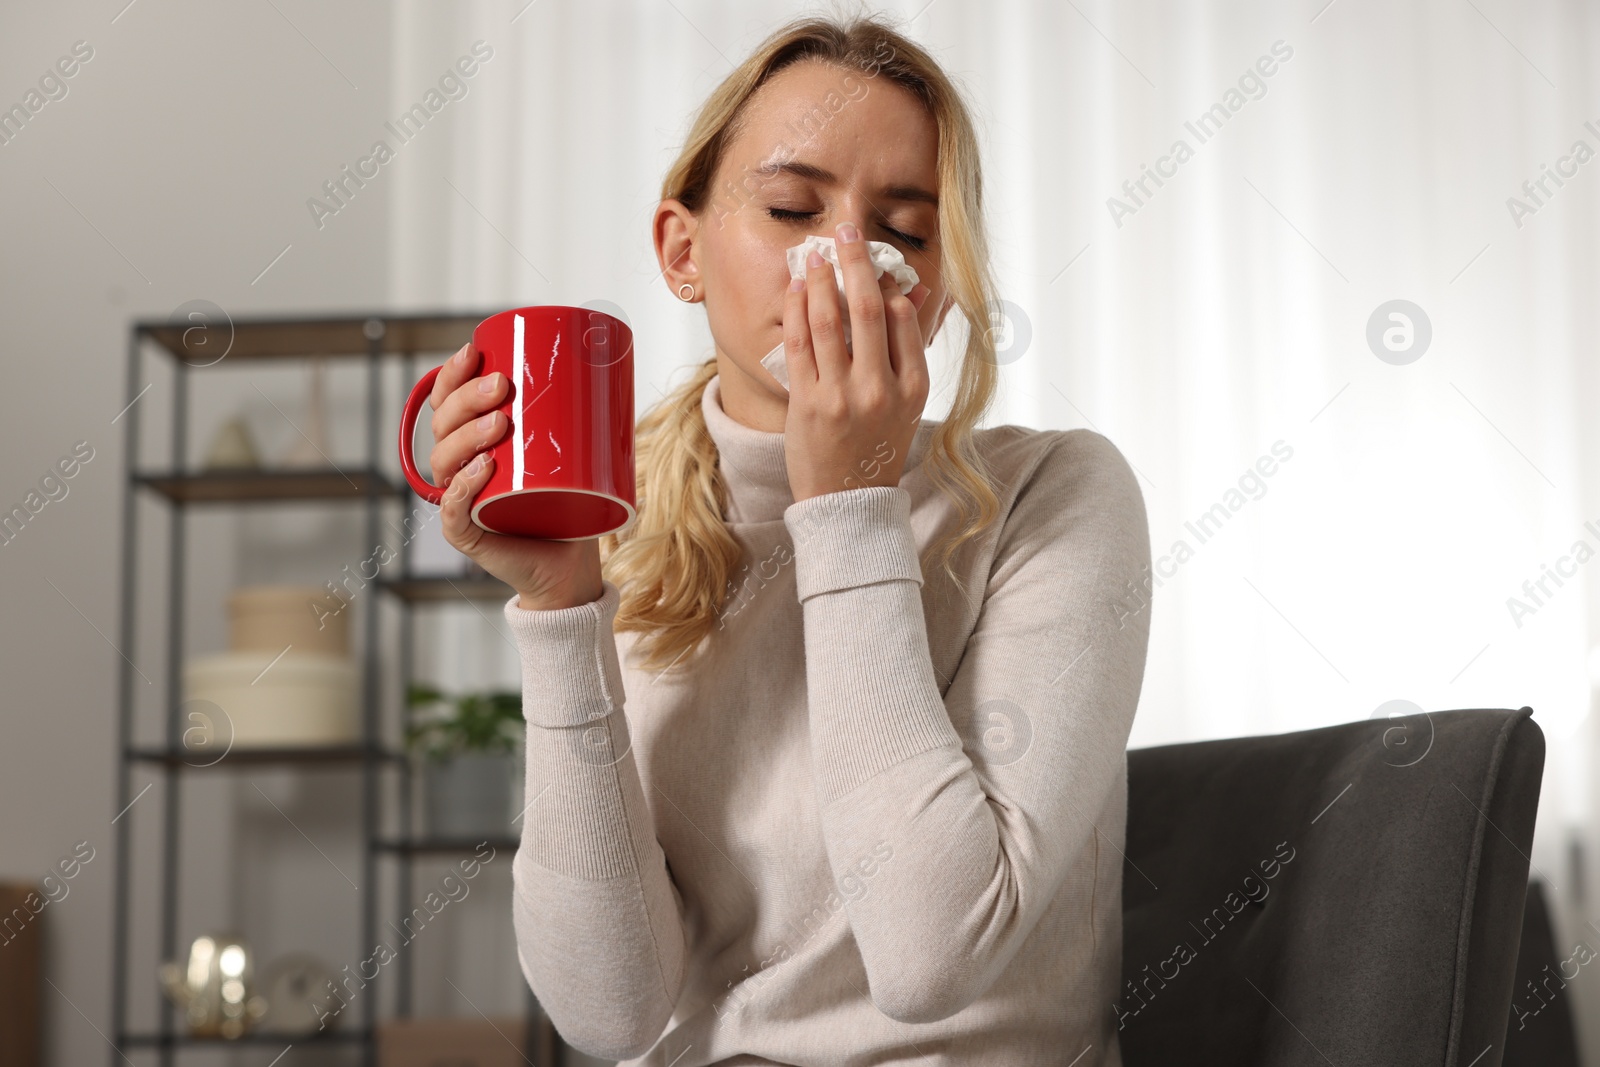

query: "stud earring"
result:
(678, 283), (695, 302)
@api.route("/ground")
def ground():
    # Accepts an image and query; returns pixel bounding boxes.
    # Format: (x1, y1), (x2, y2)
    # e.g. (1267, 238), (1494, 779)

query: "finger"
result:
(877, 271), (901, 303)
(884, 281), (928, 387)
(431, 342), (480, 410)
(873, 271), (903, 376)
(782, 274), (816, 391)
(832, 225), (891, 382)
(431, 371), (508, 444)
(429, 410), (508, 487)
(440, 451), (492, 553)
(805, 248), (849, 384)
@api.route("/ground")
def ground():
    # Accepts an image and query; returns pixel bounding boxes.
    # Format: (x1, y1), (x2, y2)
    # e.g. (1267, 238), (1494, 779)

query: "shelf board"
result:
(375, 837), (520, 856)
(120, 1028), (368, 1046)
(128, 744), (405, 768)
(137, 308), (501, 362)
(378, 574), (515, 603)
(134, 467), (406, 504)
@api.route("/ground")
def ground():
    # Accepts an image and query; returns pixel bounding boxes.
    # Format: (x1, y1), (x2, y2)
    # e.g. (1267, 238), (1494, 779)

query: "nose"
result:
(830, 216), (869, 242)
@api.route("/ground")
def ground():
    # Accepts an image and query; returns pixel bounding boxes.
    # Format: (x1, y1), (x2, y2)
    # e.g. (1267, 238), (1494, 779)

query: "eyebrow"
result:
(756, 159), (939, 208)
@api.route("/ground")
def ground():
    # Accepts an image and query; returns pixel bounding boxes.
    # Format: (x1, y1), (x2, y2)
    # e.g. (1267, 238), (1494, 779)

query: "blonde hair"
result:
(599, 9), (1004, 674)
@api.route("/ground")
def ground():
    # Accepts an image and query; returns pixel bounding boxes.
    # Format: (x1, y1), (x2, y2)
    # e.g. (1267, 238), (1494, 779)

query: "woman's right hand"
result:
(428, 342), (603, 611)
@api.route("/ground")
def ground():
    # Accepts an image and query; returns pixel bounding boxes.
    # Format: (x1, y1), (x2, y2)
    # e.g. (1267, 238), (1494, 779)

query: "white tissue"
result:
(760, 234), (921, 391)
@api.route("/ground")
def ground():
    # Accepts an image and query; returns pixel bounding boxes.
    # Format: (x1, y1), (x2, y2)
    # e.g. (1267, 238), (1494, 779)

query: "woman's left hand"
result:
(781, 222), (933, 503)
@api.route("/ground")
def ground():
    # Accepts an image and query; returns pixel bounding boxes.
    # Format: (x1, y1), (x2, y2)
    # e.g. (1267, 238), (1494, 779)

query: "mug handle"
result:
(398, 366), (444, 505)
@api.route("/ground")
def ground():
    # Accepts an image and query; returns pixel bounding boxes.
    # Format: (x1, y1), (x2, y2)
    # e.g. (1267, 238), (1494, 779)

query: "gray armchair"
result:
(1120, 707), (1544, 1067)
(1503, 878), (1582, 1067)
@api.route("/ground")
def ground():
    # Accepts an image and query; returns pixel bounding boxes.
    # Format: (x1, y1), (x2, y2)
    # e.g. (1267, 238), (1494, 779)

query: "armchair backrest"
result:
(1119, 708), (1544, 1067)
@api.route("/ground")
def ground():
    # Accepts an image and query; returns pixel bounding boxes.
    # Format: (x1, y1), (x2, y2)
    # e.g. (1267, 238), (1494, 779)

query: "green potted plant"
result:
(405, 683), (523, 840)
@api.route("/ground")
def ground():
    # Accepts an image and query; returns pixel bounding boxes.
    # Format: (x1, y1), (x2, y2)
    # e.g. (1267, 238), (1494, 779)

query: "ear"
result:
(655, 198), (701, 302)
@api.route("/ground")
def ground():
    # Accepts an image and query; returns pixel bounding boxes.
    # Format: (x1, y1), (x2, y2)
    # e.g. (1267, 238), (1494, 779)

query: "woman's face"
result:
(656, 58), (953, 430)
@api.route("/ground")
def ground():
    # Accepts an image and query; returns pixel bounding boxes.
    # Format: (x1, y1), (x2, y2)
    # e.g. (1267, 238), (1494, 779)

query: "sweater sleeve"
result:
(781, 429), (1152, 1025)
(501, 581), (686, 1060)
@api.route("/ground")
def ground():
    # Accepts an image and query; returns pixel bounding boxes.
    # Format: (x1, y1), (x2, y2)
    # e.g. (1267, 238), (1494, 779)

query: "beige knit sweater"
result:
(503, 374), (1152, 1066)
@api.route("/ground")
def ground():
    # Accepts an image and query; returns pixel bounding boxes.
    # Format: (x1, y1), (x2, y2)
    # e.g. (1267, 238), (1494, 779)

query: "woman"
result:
(428, 13), (1151, 1066)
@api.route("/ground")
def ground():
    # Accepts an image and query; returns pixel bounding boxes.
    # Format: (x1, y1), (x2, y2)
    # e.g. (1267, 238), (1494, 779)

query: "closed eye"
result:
(766, 207), (928, 253)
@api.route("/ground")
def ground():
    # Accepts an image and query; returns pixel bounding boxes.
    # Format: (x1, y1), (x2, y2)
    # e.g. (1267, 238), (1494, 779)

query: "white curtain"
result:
(390, 0), (1600, 1051)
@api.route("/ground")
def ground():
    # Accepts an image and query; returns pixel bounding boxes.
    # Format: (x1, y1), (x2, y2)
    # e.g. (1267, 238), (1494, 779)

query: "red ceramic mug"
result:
(398, 305), (637, 541)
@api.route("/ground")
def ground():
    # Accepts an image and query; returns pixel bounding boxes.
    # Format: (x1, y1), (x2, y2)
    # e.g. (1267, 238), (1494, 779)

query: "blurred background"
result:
(1, 0), (1597, 1064)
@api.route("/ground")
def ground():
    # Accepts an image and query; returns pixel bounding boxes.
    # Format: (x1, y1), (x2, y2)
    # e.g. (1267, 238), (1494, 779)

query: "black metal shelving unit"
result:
(110, 310), (554, 1066)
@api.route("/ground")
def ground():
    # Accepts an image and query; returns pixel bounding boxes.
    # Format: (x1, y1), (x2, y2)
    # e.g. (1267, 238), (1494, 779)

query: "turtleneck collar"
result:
(700, 373), (934, 524)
